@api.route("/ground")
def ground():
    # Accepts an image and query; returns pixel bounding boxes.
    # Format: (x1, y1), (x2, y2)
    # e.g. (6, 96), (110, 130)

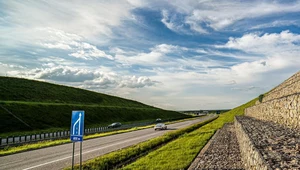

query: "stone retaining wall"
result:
(234, 117), (271, 170)
(245, 93), (300, 129)
(245, 71), (300, 129)
(262, 71), (300, 102)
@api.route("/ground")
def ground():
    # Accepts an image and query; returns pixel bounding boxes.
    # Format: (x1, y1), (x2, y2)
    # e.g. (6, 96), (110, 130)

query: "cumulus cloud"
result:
(220, 30), (300, 53)
(9, 66), (96, 82)
(120, 76), (158, 88)
(215, 30), (300, 74)
(201, 30), (300, 86)
(8, 65), (158, 89)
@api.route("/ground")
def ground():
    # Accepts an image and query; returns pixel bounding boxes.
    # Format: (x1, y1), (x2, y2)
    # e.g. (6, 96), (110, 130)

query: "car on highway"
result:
(108, 122), (122, 128)
(154, 123), (167, 130)
(156, 118), (162, 122)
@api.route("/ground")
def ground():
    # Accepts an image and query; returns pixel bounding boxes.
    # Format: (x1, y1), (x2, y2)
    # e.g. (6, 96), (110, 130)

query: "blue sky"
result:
(1, 0), (300, 110)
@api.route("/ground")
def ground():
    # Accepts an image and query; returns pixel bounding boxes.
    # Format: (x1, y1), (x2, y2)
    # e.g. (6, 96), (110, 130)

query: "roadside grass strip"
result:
(0, 125), (152, 156)
(0, 117), (200, 156)
(122, 98), (257, 170)
(65, 116), (218, 170)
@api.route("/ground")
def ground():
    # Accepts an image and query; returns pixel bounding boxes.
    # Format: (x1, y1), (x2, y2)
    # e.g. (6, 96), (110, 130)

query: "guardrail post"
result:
(12, 136), (15, 143)
(0, 137), (2, 146)
(19, 136), (21, 143)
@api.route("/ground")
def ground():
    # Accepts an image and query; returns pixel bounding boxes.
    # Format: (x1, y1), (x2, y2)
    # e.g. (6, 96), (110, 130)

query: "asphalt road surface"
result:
(0, 114), (217, 170)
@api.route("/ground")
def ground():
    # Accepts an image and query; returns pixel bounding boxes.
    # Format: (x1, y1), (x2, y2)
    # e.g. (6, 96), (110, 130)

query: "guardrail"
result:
(0, 118), (181, 148)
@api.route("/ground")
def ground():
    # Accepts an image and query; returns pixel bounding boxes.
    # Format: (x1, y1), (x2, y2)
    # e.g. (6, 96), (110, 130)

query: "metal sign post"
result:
(70, 111), (85, 170)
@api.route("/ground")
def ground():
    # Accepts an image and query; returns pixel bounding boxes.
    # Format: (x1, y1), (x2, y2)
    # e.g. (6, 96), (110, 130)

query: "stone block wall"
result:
(245, 71), (300, 129)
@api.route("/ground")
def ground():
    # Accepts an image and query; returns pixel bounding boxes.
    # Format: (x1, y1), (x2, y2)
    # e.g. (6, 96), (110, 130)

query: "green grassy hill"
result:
(0, 77), (190, 134)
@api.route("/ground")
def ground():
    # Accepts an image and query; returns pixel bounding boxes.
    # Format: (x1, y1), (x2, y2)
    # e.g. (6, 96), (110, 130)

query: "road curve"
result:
(0, 114), (217, 170)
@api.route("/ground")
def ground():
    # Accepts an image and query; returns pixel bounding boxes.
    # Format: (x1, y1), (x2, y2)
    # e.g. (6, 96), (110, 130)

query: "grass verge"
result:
(0, 116), (200, 156)
(65, 116), (218, 170)
(122, 98), (257, 170)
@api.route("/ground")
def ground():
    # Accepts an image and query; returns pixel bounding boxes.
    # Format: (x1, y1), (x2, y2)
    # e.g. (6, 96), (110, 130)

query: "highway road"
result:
(0, 114), (216, 170)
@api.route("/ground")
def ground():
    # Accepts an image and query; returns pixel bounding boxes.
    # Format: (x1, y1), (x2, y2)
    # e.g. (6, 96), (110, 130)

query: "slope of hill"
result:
(0, 77), (151, 107)
(0, 77), (190, 134)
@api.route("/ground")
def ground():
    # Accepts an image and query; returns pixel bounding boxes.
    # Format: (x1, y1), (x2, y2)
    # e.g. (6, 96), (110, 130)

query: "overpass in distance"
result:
(180, 109), (231, 115)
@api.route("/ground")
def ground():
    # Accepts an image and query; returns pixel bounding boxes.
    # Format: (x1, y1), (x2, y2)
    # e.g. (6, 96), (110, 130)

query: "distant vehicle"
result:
(156, 118), (162, 122)
(154, 123), (167, 130)
(108, 122), (122, 128)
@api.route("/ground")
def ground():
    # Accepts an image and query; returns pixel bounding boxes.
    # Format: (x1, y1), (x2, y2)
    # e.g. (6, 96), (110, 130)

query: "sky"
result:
(0, 0), (300, 110)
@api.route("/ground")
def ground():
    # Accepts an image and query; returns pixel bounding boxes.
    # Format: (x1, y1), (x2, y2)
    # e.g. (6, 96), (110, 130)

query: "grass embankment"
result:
(0, 77), (190, 134)
(66, 116), (218, 170)
(0, 102), (186, 135)
(122, 98), (257, 170)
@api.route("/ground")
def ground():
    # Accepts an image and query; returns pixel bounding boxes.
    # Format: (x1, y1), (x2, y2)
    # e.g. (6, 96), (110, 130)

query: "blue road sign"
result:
(70, 111), (85, 142)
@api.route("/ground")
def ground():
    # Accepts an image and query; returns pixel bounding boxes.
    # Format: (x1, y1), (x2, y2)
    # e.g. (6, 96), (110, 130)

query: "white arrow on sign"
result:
(72, 113), (81, 135)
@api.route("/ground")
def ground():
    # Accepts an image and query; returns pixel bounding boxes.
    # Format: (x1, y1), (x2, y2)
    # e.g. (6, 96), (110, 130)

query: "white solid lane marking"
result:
(23, 132), (159, 170)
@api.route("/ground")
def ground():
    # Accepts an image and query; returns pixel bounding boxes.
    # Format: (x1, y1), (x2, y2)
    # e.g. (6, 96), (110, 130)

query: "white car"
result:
(154, 123), (167, 130)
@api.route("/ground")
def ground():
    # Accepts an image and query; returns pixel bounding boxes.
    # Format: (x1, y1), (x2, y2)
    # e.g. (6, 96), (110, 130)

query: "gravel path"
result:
(189, 123), (244, 170)
(236, 116), (300, 169)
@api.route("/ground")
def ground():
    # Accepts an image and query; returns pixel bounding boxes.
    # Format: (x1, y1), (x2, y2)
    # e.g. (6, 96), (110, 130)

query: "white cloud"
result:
(69, 42), (113, 60)
(161, 0), (300, 33)
(250, 20), (300, 30)
(43, 43), (72, 50)
(0, 62), (27, 76)
(2, 1), (135, 38)
(7, 65), (157, 90)
(115, 44), (179, 65)
(8, 66), (96, 82)
(37, 28), (113, 60)
(203, 30), (300, 86)
(217, 31), (300, 69)
(221, 30), (300, 53)
(161, 10), (189, 34)
(120, 76), (158, 88)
